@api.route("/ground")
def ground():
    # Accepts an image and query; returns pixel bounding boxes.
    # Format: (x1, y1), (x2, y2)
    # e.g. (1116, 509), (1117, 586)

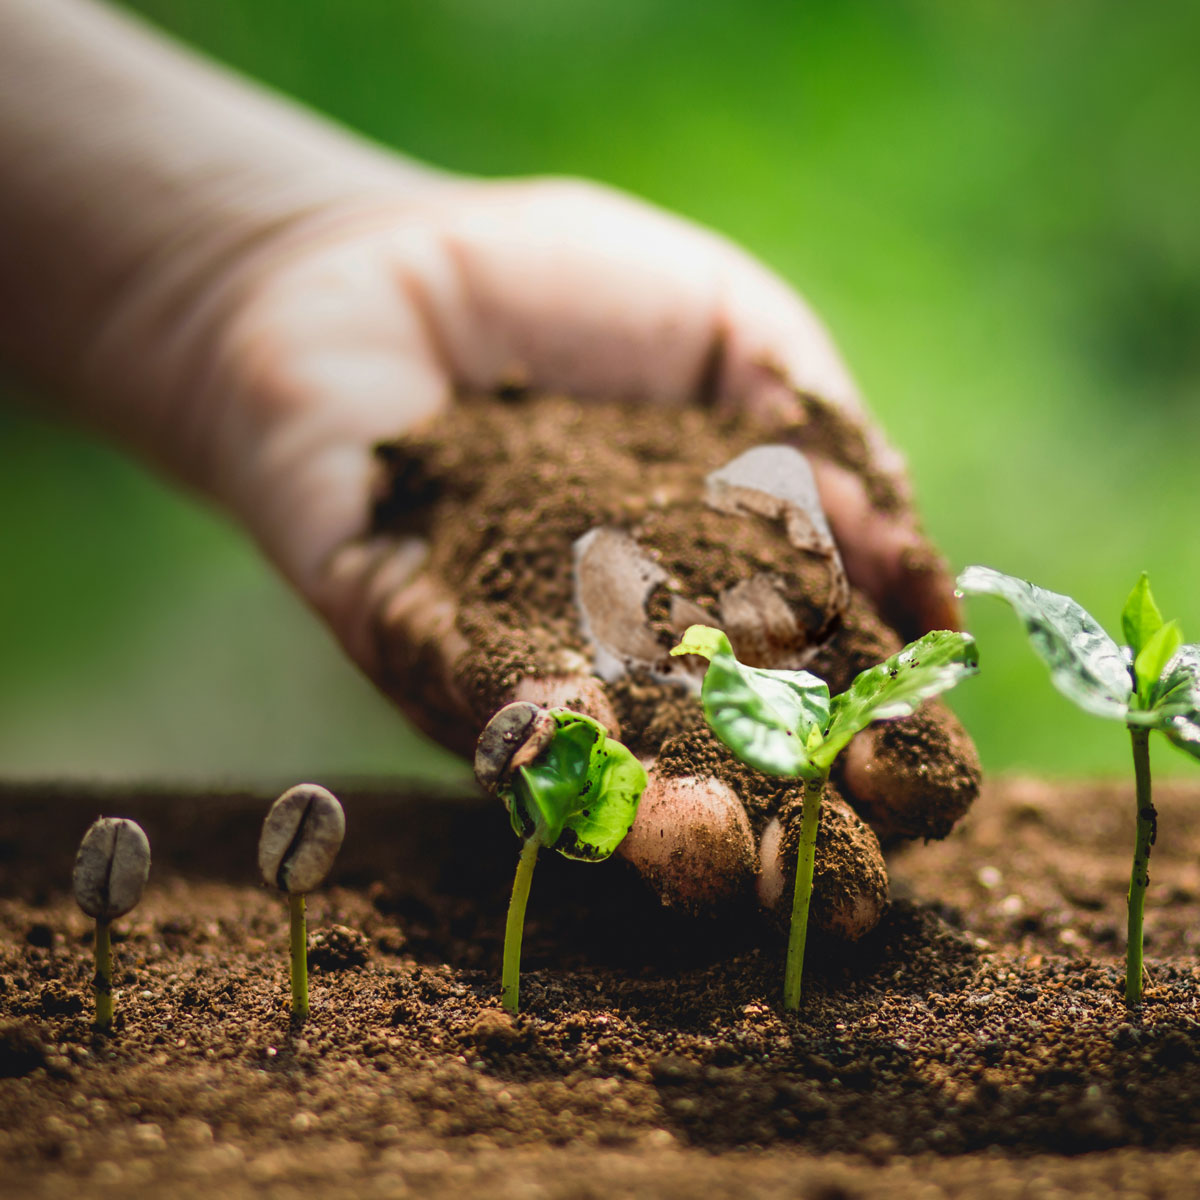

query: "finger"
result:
(756, 786), (889, 941)
(840, 702), (981, 845)
(617, 767), (758, 915)
(809, 457), (961, 641)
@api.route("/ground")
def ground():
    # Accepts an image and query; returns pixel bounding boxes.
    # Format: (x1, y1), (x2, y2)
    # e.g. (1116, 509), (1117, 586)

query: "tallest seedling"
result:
(958, 567), (1200, 1006)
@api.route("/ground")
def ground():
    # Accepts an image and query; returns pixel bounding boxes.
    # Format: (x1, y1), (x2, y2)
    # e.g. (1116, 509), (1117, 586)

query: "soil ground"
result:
(4, 776), (1200, 1198)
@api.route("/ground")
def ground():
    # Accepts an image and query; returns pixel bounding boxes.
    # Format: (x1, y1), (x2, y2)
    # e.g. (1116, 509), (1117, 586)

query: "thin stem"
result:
(289, 892), (308, 1018)
(501, 838), (539, 1014)
(93, 919), (113, 1031)
(1125, 726), (1156, 1007)
(784, 774), (827, 1012)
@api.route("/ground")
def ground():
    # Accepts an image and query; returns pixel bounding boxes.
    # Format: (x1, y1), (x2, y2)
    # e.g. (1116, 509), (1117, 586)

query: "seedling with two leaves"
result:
(475, 704), (647, 1014)
(957, 566), (1200, 1006)
(671, 623), (978, 1010)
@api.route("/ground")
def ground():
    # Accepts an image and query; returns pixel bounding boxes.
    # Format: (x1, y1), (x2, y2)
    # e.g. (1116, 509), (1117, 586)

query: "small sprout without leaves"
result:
(671, 624), (977, 1011)
(958, 566), (1200, 1006)
(72, 817), (151, 1031)
(475, 702), (647, 1014)
(258, 784), (346, 1019)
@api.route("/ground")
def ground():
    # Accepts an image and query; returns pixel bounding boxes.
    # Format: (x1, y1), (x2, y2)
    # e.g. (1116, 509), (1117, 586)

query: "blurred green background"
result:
(2, 0), (1199, 783)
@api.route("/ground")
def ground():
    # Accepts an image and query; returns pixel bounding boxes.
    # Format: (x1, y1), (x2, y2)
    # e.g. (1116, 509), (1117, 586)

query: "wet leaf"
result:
(957, 565), (1132, 720)
(671, 625), (829, 779)
(502, 711), (646, 859)
(1147, 644), (1200, 761)
(812, 630), (979, 770)
(1122, 572), (1164, 660)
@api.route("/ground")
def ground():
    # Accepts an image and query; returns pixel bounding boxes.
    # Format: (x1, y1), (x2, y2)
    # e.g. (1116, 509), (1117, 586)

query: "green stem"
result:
(784, 774), (827, 1012)
(501, 838), (539, 1014)
(93, 919), (113, 1031)
(1125, 726), (1156, 1007)
(289, 892), (308, 1018)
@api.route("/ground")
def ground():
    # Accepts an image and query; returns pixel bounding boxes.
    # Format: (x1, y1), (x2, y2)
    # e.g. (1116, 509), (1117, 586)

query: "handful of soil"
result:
(371, 393), (980, 922)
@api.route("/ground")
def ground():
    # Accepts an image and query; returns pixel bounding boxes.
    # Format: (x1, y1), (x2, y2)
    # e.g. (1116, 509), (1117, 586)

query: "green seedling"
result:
(475, 702), (647, 1014)
(671, 624), (978, 1010)
(72, 817), (151, 1031)
(258, 783), (346, 1019)
(957, 566), (1200, 1006)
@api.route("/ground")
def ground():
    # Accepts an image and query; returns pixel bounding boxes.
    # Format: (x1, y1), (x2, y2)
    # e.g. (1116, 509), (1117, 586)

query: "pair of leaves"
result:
(501, 710), (647, 861)
(671, 625), (979, 780)
(956, 566), (1200, 760)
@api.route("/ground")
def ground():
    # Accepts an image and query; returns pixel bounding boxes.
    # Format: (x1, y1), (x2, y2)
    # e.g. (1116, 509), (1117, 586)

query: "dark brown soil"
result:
(372, 393), (845, 727)
(4, 776), (1200, 1198)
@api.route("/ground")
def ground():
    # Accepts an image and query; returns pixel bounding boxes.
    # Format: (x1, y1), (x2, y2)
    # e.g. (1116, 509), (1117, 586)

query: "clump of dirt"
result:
(6, 779), (1200, 1200)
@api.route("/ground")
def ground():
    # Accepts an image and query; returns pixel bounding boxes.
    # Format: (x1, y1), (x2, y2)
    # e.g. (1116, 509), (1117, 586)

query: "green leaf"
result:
(503, 710), (647, 860)
(811, 630), (979, 770)
(1122, 572), (1164, 659)
(1144, 644), (1200, 761)
(956, 565), (1132, 720)
(671, 624), (829, 779)
(672, 625), (729, 661)
(1134, 619), (1182, 706)
(553, 730), (646, 861)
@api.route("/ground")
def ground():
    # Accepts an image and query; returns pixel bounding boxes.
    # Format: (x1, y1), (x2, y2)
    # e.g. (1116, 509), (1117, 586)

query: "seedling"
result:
(671, 624), (977, 1010)
(957, 566), (1200, 1006)
(72, 817), (151, 1031)
(258, 783), (346, 1019)
(475, 703), (647, 1014)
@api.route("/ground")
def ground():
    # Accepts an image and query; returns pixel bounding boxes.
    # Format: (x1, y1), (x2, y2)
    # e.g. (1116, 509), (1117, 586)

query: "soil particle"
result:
(308, 925), (370, 972)
(0, 1019), (48, 1078)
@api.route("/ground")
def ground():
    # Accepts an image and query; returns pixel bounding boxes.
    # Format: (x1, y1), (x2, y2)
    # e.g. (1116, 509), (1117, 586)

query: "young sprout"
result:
(258, 784), (346, 1019)
(72, 817), (151, 1031)
(671, 624), (977, 1010)
(958, 566), (1200, 1006)
(475, 702), (647, 1014)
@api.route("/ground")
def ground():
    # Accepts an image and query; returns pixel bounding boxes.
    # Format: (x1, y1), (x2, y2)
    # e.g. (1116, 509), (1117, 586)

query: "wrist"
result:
(0, 0), (445, 484)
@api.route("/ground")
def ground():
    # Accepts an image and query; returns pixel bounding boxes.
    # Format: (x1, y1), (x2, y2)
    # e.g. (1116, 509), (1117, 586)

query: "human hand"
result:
(169, 176), (979, 931)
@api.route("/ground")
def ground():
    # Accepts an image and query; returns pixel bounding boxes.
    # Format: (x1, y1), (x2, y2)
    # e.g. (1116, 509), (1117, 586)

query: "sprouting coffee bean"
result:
(258, 784), (345, 894)
(474, 701), (557, 792)
(72, 817), (151, 920)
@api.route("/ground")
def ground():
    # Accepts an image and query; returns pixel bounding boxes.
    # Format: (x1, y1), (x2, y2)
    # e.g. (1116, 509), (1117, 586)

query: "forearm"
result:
(0, 0), (438, 478)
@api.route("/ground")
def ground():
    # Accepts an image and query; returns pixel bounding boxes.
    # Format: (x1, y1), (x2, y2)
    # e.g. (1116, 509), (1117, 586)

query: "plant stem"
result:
(289, 892), (308, 1018)
(93, 919), (113, 1031)
(1125, 726), (1156, 1007)
(501, 838), (539, 1014)
(784, 774), (827, 1012)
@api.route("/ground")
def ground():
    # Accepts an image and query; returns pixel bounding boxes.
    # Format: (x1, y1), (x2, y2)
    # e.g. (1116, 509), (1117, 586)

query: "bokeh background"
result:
(2, 0), (1198, 784)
